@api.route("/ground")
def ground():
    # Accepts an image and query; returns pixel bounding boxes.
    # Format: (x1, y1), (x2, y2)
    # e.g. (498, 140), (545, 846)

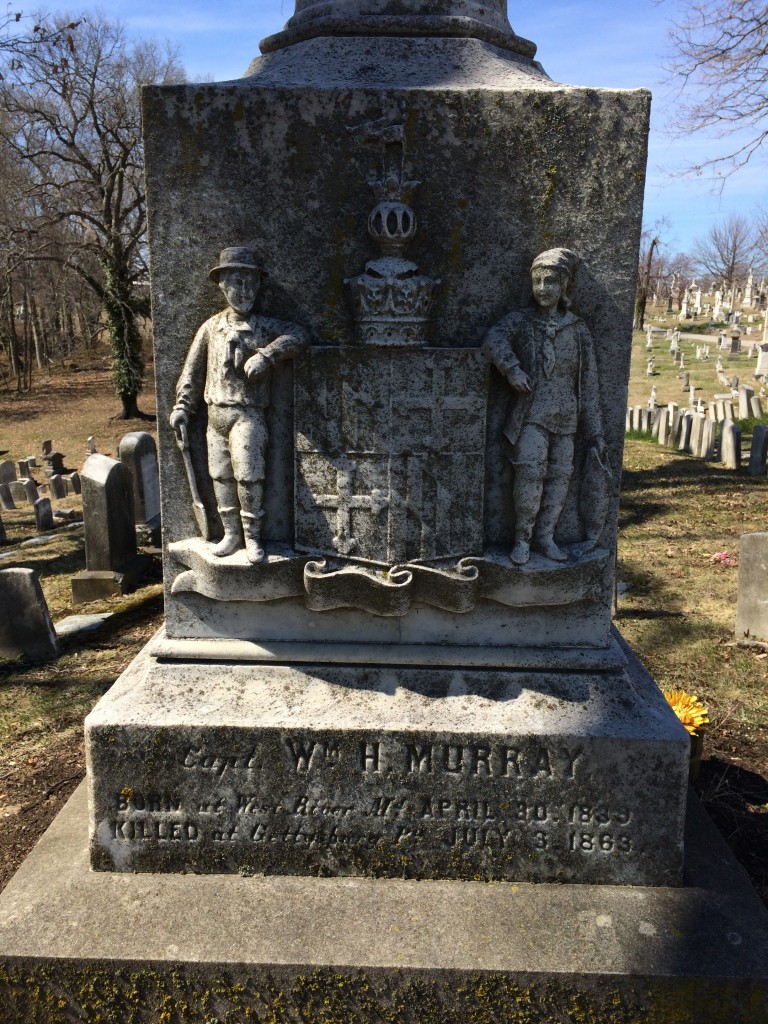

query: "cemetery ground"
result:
(0, 361), (162, 892)
(0, 342), (766, 907)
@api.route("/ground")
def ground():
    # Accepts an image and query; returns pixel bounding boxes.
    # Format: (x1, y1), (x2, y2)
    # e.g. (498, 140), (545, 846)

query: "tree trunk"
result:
(5, 289), (21, 388)
(633, 237), (659, 332)
(103, 261), (147, 419)
(27, 287), (45, 370)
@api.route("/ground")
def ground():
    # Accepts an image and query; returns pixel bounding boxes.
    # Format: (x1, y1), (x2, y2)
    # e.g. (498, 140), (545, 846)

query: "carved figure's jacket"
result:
(174, 310), (308, 413)
(481, 308), (602, 447)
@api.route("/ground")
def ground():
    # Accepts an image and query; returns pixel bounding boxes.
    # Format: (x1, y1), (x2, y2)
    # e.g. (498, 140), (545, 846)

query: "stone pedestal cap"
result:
(260, 0), (537, 58)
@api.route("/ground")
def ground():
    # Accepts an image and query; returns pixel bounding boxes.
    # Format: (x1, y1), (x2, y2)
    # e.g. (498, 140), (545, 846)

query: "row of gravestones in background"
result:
(0, 432), (160, 664)
(625, 404), (768, 474)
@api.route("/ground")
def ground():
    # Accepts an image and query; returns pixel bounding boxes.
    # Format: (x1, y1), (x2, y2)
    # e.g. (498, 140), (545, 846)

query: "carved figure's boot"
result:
(510, 466), (544, 566)
(241, 512), (265, 564)
(532, 470), (571, 562)
(238, 481), (266, 565)
(212, 480), (242, 557)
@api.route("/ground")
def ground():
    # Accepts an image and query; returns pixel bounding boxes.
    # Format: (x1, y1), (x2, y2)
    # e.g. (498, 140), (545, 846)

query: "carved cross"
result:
(394, 361), (478, 450)
(314, 458), (389, 556)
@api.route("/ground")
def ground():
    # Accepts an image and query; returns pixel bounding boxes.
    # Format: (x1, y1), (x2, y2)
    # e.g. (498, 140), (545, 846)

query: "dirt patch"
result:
(0, 730), (85, 893)
(695, 721), (768, 906)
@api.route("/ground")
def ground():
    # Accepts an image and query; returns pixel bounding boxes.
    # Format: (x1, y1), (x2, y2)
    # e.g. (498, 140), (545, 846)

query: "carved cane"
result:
(176, 423), (212, 541)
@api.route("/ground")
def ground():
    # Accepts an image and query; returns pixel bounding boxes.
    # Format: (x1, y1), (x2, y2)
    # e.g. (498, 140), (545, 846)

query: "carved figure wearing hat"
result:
(170, 247), (308, 563)
(482, 248), (606, 565)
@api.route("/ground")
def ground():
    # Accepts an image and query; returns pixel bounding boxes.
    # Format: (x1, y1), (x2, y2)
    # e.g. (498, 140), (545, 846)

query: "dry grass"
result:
(1, 364), (157, 468)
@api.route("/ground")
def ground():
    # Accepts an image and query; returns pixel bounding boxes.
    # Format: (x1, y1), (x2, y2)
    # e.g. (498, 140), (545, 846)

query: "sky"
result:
(34, 0), (766, 257)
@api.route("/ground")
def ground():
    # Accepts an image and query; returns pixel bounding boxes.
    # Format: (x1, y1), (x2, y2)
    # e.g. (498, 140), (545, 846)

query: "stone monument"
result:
(1, 3), (766, 1020)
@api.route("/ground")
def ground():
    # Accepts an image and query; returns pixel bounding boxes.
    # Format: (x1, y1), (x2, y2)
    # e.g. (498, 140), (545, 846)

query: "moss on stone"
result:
(0, 962), (764, 1024)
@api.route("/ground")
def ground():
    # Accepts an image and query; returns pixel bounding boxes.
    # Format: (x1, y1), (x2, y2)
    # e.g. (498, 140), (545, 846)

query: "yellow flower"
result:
(663, 689), (709, 737)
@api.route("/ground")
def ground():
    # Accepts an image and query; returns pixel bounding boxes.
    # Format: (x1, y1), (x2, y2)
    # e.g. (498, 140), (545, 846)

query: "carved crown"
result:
(346, 256), (439, 347)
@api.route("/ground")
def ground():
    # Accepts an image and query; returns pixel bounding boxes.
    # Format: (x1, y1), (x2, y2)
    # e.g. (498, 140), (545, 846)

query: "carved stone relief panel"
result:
(295, 348), (486, 564)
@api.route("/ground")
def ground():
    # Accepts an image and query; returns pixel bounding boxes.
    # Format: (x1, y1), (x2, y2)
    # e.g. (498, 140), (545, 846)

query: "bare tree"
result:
(0, 14), (184, 417)
(690, 214), (758, 289)
(634, 220), (673, 329)
(0, 9), (81, 64)
(664, 0), (768, 174)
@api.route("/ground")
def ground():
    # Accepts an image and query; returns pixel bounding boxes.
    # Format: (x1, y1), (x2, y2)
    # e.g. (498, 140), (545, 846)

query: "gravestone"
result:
(0, 484), (14, 510)
(736, 533), (768, 643)
(678, 411), (694, 453)
(33, 497), (55, 533)
(0, 460), (15, 484)
(2, 3), (765, 1020)
(748, 425), (768, 476)
(668, 410), (683, 448)
(720, 420), (742, 469)
(9, 478), (38, 504)
(689, 413), (705, 457)
(17, 460), (30, 478)
(49, 474), (67, 500)
(111, 0), (675, 880)
(71, 455), (149, 603)
(739, 384), (755, 420)
(0, 514), (6, 545)
(121, 0), (675, 886)
(651, 407), (662, 439)
(750, 395), (764, 418)
(42, 451), (65, 478)
(0, 567), (60, 663)
(118, 431), (161, 542)
(657, 411), (670, 445)
(67, 471), (82, 495)
(701, 418), (717, 461)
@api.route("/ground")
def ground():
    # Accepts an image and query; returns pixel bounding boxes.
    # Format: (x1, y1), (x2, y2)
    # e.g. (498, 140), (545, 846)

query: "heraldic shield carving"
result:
(295, 347), (486, 565)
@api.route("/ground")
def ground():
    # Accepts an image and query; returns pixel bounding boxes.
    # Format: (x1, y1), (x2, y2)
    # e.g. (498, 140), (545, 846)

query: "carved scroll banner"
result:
(170, 539), (608, 616)
(304, 560), (413, 616)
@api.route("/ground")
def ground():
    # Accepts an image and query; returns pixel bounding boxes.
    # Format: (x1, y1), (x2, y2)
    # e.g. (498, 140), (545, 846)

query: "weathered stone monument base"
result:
(0, 783), (765, 1023)
(85, 631), (688, 886)
(71, 556), (152, 604)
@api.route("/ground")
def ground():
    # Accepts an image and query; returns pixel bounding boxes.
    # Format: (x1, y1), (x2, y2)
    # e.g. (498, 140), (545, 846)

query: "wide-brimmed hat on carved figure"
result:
(208, 247), (265, 282)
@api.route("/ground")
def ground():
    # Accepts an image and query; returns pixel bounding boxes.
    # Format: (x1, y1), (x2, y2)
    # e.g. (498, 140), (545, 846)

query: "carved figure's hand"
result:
(507, 366), (532, 394)
(169, 407), (188, 439)
(244, 352), (270, 380)
(592, 435), (608, 461)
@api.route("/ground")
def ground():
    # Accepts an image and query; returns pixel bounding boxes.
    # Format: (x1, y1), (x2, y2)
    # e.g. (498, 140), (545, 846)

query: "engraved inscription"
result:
(99, 733), (650, 881)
